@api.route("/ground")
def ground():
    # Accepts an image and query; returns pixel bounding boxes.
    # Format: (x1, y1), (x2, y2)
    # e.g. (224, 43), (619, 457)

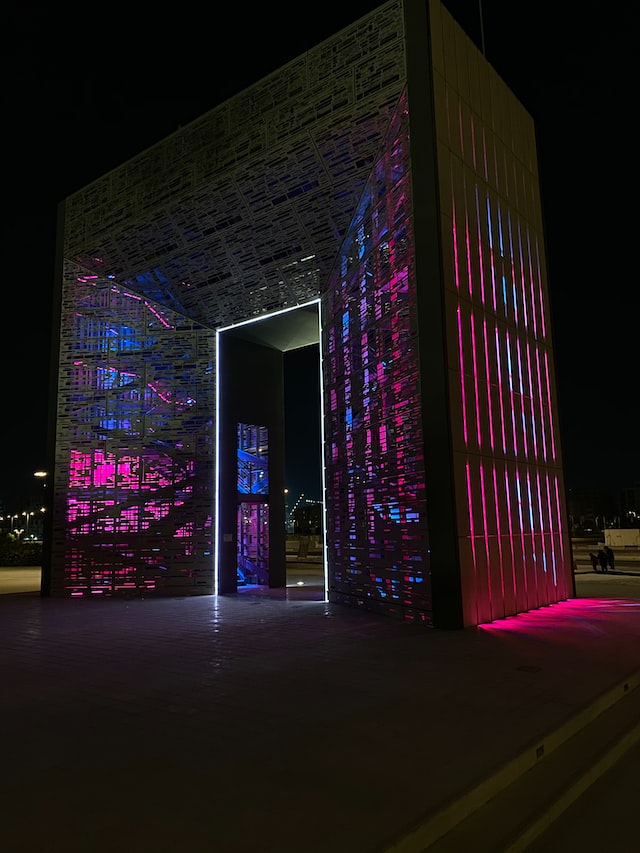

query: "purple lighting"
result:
(323, 89), (431, 623)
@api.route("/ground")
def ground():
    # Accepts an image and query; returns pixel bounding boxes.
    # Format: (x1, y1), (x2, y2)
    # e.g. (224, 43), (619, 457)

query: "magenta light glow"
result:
(54, 273), (215, 596)
(323, 89), (430, 622)
(446, 83), (572, 623)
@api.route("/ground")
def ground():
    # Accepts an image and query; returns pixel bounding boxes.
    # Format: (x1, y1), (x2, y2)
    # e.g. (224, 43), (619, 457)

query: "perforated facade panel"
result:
(47, 0), (573, 626)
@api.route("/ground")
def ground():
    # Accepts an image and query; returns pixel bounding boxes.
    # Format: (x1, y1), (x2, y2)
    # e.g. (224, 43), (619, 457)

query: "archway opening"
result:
(215, 301), (326, 600)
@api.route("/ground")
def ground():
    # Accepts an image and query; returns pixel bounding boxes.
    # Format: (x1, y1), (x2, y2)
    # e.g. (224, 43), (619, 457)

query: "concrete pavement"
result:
(0, 565), (41, 595)
(0, 565), (639, 852)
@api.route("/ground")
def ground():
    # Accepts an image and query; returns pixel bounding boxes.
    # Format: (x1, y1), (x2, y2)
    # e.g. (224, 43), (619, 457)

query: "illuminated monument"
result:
(45, 0), (574, 627)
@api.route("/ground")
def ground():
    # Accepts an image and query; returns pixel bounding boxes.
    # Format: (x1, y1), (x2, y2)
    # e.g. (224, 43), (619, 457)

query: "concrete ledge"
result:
(384, 671), (640, 853)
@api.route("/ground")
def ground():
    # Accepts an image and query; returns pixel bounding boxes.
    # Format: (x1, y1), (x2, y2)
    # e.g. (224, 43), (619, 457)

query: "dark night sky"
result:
(3, 0), (637, 511)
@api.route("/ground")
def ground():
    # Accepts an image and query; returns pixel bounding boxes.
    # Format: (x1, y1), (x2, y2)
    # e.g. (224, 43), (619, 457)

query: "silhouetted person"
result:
(604, 545), (615, 572)
(589, 551), (599, 572)
(597, 549), (608, 573)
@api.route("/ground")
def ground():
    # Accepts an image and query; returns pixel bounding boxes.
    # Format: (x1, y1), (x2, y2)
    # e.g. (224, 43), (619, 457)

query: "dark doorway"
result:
(284, 344), (322, 509)
(216, 301), (326, 599)
(284, 343), (325, 596)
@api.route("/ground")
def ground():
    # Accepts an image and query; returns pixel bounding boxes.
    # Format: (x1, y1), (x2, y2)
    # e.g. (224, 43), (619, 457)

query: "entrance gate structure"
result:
(46, 0), (574, 627)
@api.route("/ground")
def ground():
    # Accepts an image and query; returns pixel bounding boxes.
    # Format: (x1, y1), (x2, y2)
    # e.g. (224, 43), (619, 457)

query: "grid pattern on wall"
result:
(430, 4), (573, 625)
(323, 88), (431, 623)
(51, 261), (216, 596)
(49, 0), (574, 624)
(52, 1), (409, 599)
(62, 3), (407, 334)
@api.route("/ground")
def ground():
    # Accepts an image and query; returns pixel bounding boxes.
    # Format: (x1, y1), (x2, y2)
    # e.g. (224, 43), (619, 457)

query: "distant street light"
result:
(284, 488), (291, 533)
(22, 511), (35, 538)
(34, 472), (49, 527)
(34, 470), (48, 498)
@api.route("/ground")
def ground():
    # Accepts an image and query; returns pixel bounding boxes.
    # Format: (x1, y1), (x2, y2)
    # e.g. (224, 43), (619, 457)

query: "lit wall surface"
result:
(49, 0), (573, 625)
(429, 5), (573, 622)
(323, 89), (431, 622)
(51, 266), (216, 595)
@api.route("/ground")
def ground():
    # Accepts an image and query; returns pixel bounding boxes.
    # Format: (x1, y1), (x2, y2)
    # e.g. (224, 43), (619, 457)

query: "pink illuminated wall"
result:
(320, 7), (573, 627)
(50, 0), (573, 625)
(52, 267), (216, 596)
(430, 5), (573, 624)
(322, 89), (431, 623)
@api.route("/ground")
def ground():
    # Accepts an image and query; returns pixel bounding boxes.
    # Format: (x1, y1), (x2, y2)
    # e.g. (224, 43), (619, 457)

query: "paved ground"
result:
(524, 737), (640, 852)
(1, 564), (639, 852)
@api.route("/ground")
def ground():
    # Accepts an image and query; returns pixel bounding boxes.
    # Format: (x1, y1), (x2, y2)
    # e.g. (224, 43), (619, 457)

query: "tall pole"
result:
(478, 1), (486, 55)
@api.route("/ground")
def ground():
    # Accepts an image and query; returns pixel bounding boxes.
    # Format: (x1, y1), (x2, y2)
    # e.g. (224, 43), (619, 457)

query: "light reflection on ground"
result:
(480, 596), (640, 646)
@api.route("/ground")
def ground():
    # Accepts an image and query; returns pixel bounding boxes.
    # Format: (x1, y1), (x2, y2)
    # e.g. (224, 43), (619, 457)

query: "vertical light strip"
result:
(514, 466), (529, 606)
(475, 185), (486, 305)
(498, 215), (509, 318)
(525, 341), (539, 460)
(525, 469), (538, 601)
(545, 472), (558, 585)
(214, 329), (222, 597)
(470, 312), (482, 448)
(534, 347), (548, 461)
(525, 228), (539, 339)
(317, 299), (329, 601)
(470, 114), (477, 171)
(486, 194), (498, 312)
(542, 351), (557, 461)
(535, 469), (548, 577)
(494, 325), (508, 455)
(483, 319), (495, 451)
(452, 168), (470, 468)
(479, 462), (493, 618)
(481, 127), (489, 183)
(552, 474), (566, 567)
(464, 181), (473, 299)
(516, 220), (530, 331)
(503, 150), (510, 199)
(515, 337), (529, 459)
(507, 213), (518, 327)
(492, 464), (505, 601)
(534, 239), (547, 339)
(451, 175), (462, 293)
(505, 331), (518, 456)
(457, 306), (469, 446)
(466, 460), (479, 625)
(504, 467), (518, 603)
(545, 472), (562, 586)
